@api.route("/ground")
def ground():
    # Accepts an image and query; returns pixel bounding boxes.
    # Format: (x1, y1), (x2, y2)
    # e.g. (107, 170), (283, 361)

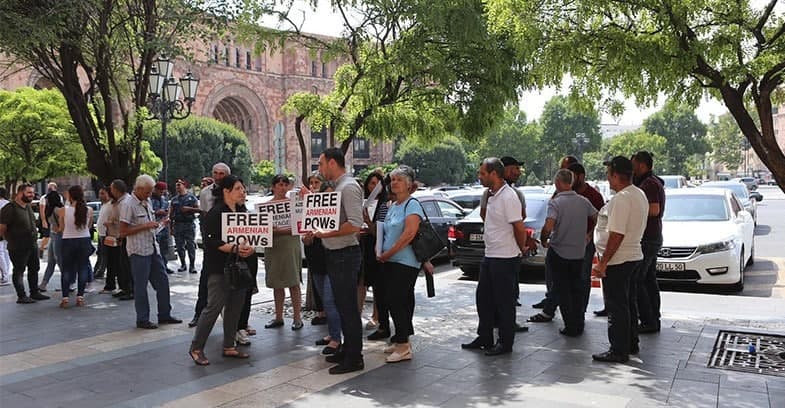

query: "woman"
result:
(377, 166), (425, 363)
(189, 175), (256, 366)
(303, 172), (326, 324)
(263, 174), (303, 330)
(304, 175), (343, 355)
(361, 171), (391, 339)
(55, 186), (94, 307)
(39, 190), (64, 292)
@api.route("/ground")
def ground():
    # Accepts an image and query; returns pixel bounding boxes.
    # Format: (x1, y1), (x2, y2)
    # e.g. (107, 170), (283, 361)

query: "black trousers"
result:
(105, 242), (132, 293)
(326, 245), (363, 363)
(9, 244), (40, 298)
(601, 261), (640, 355)
(382, 262), (419, 343)
(636, 240), (662, 327)
(580, 241), (596, 313)
(549, 249), (585, 333)
(477, 256), (519, 349)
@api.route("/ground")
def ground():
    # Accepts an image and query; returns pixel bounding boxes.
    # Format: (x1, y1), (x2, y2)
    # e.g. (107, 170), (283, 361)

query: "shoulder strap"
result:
(403, 197), (430, 223)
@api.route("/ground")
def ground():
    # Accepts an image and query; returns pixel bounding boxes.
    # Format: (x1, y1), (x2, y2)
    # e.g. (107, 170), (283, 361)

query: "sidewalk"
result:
(1, 265), (784, 407)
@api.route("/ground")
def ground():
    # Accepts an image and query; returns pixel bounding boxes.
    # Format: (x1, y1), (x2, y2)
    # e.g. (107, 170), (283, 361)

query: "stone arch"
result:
(27, 72), (55, 89)
(201, 83), (270, 161)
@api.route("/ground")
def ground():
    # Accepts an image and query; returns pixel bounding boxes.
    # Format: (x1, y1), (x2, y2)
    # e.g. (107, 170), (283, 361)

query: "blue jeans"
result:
(60, 237), (93, 297)
(129, 253), (173, 323)
(41, 232), (63, 287)
(312, 272), (342, 342)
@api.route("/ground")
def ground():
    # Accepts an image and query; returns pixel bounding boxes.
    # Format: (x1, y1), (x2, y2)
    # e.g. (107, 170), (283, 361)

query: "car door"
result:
(730, 195), (754, 261)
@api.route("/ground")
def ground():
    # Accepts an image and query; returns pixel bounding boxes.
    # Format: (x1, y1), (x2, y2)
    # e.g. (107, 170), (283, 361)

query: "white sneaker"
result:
(235, 329), (251, 346)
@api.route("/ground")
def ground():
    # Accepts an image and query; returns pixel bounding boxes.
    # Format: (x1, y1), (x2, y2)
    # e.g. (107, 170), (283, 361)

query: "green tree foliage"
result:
(249, 160), (295, 189)
(476, 107), (545, 181)
(394, 136), (468, 186)
(540, 96), (601, 175)
(607, 130), (670, 171)
(708, 114), (744, 172)
(145, 117), (252, 188)
(0, 88), (85, 187)
(643, 102), (707, 175)
(487, 0), (785, 190)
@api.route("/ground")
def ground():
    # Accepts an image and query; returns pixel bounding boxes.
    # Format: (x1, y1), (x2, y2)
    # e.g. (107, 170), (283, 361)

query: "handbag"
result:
(224, 245), (255, 290)
(404, 198), (446, 262)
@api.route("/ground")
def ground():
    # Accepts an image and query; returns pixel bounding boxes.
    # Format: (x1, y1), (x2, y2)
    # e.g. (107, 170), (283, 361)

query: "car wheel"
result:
(732, 250), (745, 292)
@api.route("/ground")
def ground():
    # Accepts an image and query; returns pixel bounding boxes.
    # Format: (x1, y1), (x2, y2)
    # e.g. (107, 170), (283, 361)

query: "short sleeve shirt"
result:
(382, 198), (426, 269)
(0, 201), (37, 251)
(594, 185), (648, 265)
(480, 182), (525, 215)
(150, 195), (169, 221)
(484, 184), (524, 258)
(322, 173), (364, 250)
(120, 193), (158, 256)
(547, 191), (598, 260)
(171, 193), (198, 223)
(636, 174), (666, 241)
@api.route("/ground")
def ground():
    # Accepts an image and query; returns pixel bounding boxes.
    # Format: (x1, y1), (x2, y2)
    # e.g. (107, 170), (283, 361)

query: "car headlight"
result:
(697, 240), (735, 255)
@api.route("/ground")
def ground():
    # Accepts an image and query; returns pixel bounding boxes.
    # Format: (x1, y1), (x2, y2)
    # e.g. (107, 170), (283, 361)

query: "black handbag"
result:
(224, 245), (255, 290)
(404, 198), (447, 262)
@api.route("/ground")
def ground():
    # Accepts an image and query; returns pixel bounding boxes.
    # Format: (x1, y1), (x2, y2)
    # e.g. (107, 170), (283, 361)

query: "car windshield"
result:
(663, 195), (730, 221)
(662, 177), (680, 188)
(465, 196), (548, 222)
(702, 182), (749, 201)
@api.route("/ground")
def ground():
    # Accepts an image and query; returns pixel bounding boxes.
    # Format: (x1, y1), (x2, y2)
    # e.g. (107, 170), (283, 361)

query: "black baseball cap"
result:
(500, 156), (522, 167)
(603, 156), (633, 176)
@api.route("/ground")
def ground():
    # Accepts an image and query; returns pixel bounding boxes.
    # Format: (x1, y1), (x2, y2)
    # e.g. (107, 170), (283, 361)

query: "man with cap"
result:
(592, 156), (648, 363)
(150, 181), (173, 274)
(170, 178), (199, 274)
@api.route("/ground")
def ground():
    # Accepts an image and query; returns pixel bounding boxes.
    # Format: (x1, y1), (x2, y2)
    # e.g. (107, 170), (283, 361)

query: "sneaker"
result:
(177, 265), (187, 272)
(17, 296), (36, 304)
(236, 330), (251, 345)
(30, 292), (50, 300)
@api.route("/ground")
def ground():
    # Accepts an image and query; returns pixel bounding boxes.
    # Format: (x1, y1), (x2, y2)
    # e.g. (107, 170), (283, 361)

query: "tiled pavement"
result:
(1, 262), (785, 407)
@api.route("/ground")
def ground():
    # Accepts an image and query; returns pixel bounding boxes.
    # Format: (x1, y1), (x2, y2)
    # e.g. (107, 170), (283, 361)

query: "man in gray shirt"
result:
(311, 147), (364, 374)
(533, 169), (597, 336)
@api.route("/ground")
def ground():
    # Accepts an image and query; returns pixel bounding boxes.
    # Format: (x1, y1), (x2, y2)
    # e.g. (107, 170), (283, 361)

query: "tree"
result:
(643, 102), (707, 175)
(394, 136), (468, 186)
(250, 160), (294, 189)
(0, 0), (233, 185)
(708, 114), (744, 172)
(145, 117), (252, 188)
(607, 130), (669, 170)
(540, 96), (601, 176)
(476, 107), (545, 181)
(487, 0), (785, 191)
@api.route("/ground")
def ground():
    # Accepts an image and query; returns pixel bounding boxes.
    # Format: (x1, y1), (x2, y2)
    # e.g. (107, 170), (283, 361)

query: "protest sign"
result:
(301, 191), (341, 232)
(221, 212), (272, 248)
(255, 200), (292, 229)
(290, 196), (305, 235)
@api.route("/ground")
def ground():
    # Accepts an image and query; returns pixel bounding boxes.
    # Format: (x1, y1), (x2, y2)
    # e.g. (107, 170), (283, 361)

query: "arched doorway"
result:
(201, 84), (270, 162)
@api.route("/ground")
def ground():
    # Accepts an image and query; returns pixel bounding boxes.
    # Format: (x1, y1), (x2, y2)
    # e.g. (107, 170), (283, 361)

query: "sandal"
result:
(189, 350), (210, 366)
(222, 348), (250, 359)
(59, 298), (69, 309)
(76, 296), (86, 307)
(527, 313), (553, 323)
(245, 326), (256, 336)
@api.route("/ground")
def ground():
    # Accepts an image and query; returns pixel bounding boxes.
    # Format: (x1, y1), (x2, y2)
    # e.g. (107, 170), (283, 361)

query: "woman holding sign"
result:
(263, 175), (304, 330)
(189, 175), (257, 366)
(377, 166), (425, 363)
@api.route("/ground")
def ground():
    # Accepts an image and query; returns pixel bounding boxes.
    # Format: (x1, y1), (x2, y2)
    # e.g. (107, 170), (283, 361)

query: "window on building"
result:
(235, 48), (241, 68)
(311, 61), (318, 77)
(224, 47), (229, 66)
(213, 45), (219, 63)
(353, 165), (367, 176)
(246, 51), (252, 69)
(353, 138), (370, 159)
(322, 62), (327, 78)
(311, 128), (327, 158)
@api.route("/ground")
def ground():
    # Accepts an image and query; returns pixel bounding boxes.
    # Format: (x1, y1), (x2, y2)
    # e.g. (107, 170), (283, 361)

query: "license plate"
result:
(469, 233), (483, 242)
(656, 262), (685, 272)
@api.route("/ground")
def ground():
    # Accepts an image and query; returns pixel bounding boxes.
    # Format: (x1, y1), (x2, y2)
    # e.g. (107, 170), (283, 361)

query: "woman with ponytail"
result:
(55, 185), (94, 307)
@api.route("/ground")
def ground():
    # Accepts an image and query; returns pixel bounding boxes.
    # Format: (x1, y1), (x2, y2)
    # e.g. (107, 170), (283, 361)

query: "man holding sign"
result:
(310, 147), (365, 375)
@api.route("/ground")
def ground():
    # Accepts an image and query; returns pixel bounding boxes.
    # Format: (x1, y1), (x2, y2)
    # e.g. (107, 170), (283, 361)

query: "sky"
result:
(262, 1), (730, 126)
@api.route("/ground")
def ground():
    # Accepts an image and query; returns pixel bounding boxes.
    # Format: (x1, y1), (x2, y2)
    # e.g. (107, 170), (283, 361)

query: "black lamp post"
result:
(129, 55), (199, 184)
(573, 132), (589, 162)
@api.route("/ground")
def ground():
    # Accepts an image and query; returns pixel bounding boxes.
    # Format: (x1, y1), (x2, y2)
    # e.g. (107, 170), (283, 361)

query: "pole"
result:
(161, 107), (168, 184)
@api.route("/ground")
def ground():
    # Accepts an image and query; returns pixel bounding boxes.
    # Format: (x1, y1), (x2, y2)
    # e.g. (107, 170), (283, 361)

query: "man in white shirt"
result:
(93, 187), (111, 280)
(461, 158), (530, 356)
(592, 156), (648, 363)
(0, 188), (10, 285)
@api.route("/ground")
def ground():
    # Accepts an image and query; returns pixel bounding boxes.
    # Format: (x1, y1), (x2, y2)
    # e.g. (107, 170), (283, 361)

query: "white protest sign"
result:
(255, 200), (291, 229)
(221, 212), (272, 248)
(290, 196), (305, 235)
(301, 191), (341, 232)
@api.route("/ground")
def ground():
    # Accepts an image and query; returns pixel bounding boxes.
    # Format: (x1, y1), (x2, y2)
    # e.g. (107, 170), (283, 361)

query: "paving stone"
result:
(667, 379), (719, 407)
(718, 388), (770, 408)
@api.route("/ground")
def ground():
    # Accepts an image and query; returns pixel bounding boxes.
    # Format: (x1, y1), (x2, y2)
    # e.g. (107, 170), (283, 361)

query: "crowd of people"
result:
(0, 146), (667, 374)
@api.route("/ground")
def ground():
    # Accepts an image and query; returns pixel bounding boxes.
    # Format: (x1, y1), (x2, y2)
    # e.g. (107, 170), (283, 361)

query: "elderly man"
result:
(536, 169), (597, 336)
(592, 156), (648, 363)
(462, 158), (530, 356)
(120, 175), (182, 329)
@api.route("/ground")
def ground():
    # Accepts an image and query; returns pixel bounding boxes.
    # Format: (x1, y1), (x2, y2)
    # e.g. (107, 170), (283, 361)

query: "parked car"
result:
(699, 181), (757, 225)
(660, 175), (688, 189)
(656, 188), (754, 291)
(446, 189), (484, 210)
(519, 186), (546, 195)
(732, 177), (758, 191)
(450, 193), (550, 278)
(748, 190), (763, 202)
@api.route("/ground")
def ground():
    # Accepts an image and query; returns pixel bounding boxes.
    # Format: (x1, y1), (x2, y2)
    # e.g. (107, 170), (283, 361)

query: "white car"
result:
(656, 188), (754, 291)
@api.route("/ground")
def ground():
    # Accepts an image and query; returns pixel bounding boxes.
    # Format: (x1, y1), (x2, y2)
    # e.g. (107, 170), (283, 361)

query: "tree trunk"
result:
(294, 115), (308, 185)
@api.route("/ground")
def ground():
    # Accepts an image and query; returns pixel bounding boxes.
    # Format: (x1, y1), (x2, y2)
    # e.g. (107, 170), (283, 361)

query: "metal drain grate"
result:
(708, 330), (785, 377)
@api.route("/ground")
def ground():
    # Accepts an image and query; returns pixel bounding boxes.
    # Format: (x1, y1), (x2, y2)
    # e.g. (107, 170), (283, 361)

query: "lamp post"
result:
(741, 138), (751, 177)
(129, 55), (199, 184)
(573, 132), (589, 162)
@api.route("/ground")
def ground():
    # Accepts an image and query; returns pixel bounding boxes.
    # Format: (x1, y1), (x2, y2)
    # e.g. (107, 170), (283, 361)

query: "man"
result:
(592, 156), (648, 363)
(631, 151), (666, 333)
(0, 184), (50, 303)
(314, 147), (365, 374)
(150, 182), (173, 274)
(93, 187), (111, 280)
(120, 175), (182, 329)
(107, 180), (134, 300)
(560, 155), (579, 170)
(0, 188), (10, 285)
(462, 158), (530, 356)
(189, 164), (230, 328)
(536, 169), (597, 336)
(567, 163), (605, 315)
(170, 178), (199, 274)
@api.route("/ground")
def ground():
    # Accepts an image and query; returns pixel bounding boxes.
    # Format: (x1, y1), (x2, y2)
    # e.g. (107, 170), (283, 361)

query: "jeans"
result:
(129, 253), (173, 323)
(580, 241), (596, 313)
(155, 231), (169, 269)
(173, 222), (196, 269)
(548, 249), (585, 333)
(477, 256), (519, 349)
(312, 272), (342, 342)
(60, 237), (93, 297)
(326, 245), (363, 362)
(41, 232), (62, 287)
(636, 240), (662, 327)
(9, 244), (40, 298)
(383, 262), (420, 344)
(601, 261), (640, 355)
(191, 274), (247, 350)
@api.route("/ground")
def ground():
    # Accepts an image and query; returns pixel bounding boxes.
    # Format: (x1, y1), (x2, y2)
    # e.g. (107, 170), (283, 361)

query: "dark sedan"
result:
(409, 194), (472, 259)
(449, 193), (550, 278)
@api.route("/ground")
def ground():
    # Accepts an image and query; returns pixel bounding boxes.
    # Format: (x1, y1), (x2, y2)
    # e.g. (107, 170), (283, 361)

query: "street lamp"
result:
(741, 138), (751, 177)
(129, 55), (199, 184)
(573, 132), (589, 162)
